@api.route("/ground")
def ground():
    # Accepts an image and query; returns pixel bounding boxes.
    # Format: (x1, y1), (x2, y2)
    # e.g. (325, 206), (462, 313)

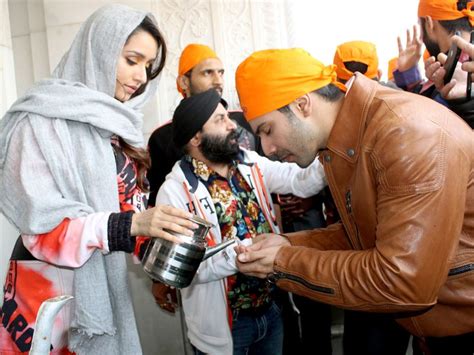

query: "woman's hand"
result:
(131, 205), (197, 244)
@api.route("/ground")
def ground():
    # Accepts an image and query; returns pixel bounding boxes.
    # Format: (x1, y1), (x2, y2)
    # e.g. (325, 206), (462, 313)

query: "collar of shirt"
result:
(185, 155), (240, 182)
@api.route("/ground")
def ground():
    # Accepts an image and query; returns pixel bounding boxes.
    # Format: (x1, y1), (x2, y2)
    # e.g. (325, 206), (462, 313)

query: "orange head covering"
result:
(177, 44), (218, 95)
(423, 48), (431, 60)
(235, 48), (346, 121)
(418, 0), (474, 26)
(333, 41), (379, 81)
(387, 57), (398, 81)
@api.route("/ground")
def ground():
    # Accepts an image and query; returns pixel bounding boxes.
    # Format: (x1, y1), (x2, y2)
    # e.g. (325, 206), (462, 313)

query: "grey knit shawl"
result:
(0, 4), (162, 354)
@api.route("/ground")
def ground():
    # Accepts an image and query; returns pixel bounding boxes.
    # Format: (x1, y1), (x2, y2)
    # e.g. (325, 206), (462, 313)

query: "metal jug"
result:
(142, 215), (235, 288)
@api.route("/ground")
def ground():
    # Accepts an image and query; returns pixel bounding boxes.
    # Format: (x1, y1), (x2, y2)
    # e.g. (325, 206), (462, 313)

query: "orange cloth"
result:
(235, 48), (345, 121)
(177, 44), (218, 95)
(418, 0), (474, 26)
(387, 57), (398, 81)
(333, 41), (379, 81)
(423, 48), (431, 60)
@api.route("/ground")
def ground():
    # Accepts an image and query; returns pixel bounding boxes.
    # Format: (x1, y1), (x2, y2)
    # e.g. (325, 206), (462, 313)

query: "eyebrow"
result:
(125, 50), (156, 62)
(254, 123), (265, 135)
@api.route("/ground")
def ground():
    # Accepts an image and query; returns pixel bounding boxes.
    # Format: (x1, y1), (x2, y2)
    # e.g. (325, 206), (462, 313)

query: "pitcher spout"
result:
(203, 238), (236, 260)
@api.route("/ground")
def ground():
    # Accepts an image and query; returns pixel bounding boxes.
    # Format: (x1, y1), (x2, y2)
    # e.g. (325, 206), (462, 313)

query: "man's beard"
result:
(200, 130), (240, 164)
(422, 25), (442, 58)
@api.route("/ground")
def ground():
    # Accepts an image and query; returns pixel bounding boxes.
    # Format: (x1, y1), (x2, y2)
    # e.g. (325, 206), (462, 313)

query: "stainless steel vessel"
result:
(142, 215), (235, 288)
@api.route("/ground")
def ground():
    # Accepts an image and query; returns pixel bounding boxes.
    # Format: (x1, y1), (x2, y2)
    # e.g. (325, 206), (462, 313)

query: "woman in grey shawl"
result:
(0, 4), (196, 355)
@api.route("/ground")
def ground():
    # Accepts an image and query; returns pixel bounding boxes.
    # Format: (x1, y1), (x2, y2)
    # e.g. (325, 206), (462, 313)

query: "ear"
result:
(189, 132), (201, 147)
(293, 94), (312, 117)
(177, 75), (190, 94)
(424, 16), (436, 37)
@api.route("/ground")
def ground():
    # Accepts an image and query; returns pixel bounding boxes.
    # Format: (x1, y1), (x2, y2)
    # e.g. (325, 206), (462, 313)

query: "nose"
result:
(260, 136), (276, 157)
(227, 117), (238, 131)
(134, 64), (148, 85)
(213, 72), (223, 85)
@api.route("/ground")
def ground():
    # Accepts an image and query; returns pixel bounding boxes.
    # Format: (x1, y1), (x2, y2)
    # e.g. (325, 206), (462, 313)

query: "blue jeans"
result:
(232, 301), (284, 355)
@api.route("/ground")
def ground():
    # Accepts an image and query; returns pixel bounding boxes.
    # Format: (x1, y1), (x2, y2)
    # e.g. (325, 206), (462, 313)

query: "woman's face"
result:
(115, 30), (158, 102)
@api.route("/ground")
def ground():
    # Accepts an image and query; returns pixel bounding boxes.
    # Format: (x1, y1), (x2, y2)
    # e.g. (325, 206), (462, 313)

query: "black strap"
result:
(10, 236), (37, 261)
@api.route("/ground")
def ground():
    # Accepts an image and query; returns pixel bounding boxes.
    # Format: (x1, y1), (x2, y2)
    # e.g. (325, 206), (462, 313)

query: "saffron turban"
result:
(333, 41), (379, 81)
(235, 48), (345, 121)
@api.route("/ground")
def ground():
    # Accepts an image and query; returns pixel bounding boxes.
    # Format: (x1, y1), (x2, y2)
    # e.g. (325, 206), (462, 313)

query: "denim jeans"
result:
(232, 301), (284, 355)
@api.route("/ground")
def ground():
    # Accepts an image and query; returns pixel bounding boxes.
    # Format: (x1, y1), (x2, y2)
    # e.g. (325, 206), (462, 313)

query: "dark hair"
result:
(119, 16), (166, 192)
(312, 83), (344, 102)
(277, 83), (344, 117)
(118, 137), (151, 192)
(423, 1), (473, 34)
(128, 16), (167, 98)
(343, 61), (369, 75)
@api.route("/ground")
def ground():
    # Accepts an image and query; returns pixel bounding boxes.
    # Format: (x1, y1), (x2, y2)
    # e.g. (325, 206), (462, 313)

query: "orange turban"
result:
(423, 48), (431, 60)
(333, 41), (379, 81)
(387, 57), (398, 81)
(177, 44), (218, 95)
(418, 0), (474, 26)
(235, 48), (345, 121)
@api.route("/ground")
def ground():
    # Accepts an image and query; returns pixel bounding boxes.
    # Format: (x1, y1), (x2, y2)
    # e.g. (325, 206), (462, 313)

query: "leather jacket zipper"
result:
(345, 190), (363, 249)
(448, 263), (474, 276)
(270, 271), (335, 295)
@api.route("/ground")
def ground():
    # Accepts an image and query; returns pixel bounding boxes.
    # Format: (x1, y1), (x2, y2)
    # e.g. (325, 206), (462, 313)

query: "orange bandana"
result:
(235, 48), (345, 121)
(418, 0), (474, 26)
(387, 57), (398, 81)
(177, 44), (218, 95)
(333, 41), (379, 81)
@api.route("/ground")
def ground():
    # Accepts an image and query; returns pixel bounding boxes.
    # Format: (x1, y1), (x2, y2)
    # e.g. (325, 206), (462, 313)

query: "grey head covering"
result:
(0, 3), (164, 354)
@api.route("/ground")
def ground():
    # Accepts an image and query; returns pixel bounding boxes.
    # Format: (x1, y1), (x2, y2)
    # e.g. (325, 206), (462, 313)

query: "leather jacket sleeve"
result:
(287, 222), (351, 250)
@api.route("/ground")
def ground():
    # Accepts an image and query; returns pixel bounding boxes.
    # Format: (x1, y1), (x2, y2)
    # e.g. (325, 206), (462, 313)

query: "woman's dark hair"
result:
(119, 16), (166, 192)
(119, 137), (151, 192)
(129, 16), (167, 98)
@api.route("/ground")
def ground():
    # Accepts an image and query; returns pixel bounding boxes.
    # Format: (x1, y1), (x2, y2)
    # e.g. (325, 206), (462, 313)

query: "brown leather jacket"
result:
(274, 74), (474, 337)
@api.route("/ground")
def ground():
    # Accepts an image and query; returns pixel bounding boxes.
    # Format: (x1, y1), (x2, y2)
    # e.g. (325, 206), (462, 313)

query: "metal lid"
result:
(189, 215), (214, 228)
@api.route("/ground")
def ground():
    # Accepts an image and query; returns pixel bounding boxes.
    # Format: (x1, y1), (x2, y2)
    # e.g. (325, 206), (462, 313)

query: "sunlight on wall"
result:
(289, 0), (420, 81)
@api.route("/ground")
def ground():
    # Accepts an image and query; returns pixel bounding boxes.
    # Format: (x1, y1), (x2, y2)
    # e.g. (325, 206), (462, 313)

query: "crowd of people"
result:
(0, 1), (472, 354)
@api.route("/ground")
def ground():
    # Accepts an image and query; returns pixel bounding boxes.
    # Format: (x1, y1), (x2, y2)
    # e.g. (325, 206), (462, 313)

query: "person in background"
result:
(235, 48), (474, 355)
(387, 56), (398, 83)
(333, 40), (381, 83)
(396, 0), (474, 128)
(334, 40), (399, 90)
(0, 4), (195, 354)
(157, 89), (326, 354)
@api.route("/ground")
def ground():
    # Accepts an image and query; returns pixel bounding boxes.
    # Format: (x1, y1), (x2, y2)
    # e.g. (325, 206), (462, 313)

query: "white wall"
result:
(288, 0), (420, 81)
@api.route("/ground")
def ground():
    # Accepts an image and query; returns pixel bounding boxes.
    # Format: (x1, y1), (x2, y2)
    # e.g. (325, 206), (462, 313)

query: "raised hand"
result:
(397, 25), (423, 72)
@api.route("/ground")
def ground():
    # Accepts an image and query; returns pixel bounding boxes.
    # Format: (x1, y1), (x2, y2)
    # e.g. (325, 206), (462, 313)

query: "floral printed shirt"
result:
(187, 156), (274, 312)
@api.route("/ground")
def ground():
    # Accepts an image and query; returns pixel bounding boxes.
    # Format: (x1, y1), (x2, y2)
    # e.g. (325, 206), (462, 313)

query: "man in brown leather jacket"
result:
(235, 48), (474, 354)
